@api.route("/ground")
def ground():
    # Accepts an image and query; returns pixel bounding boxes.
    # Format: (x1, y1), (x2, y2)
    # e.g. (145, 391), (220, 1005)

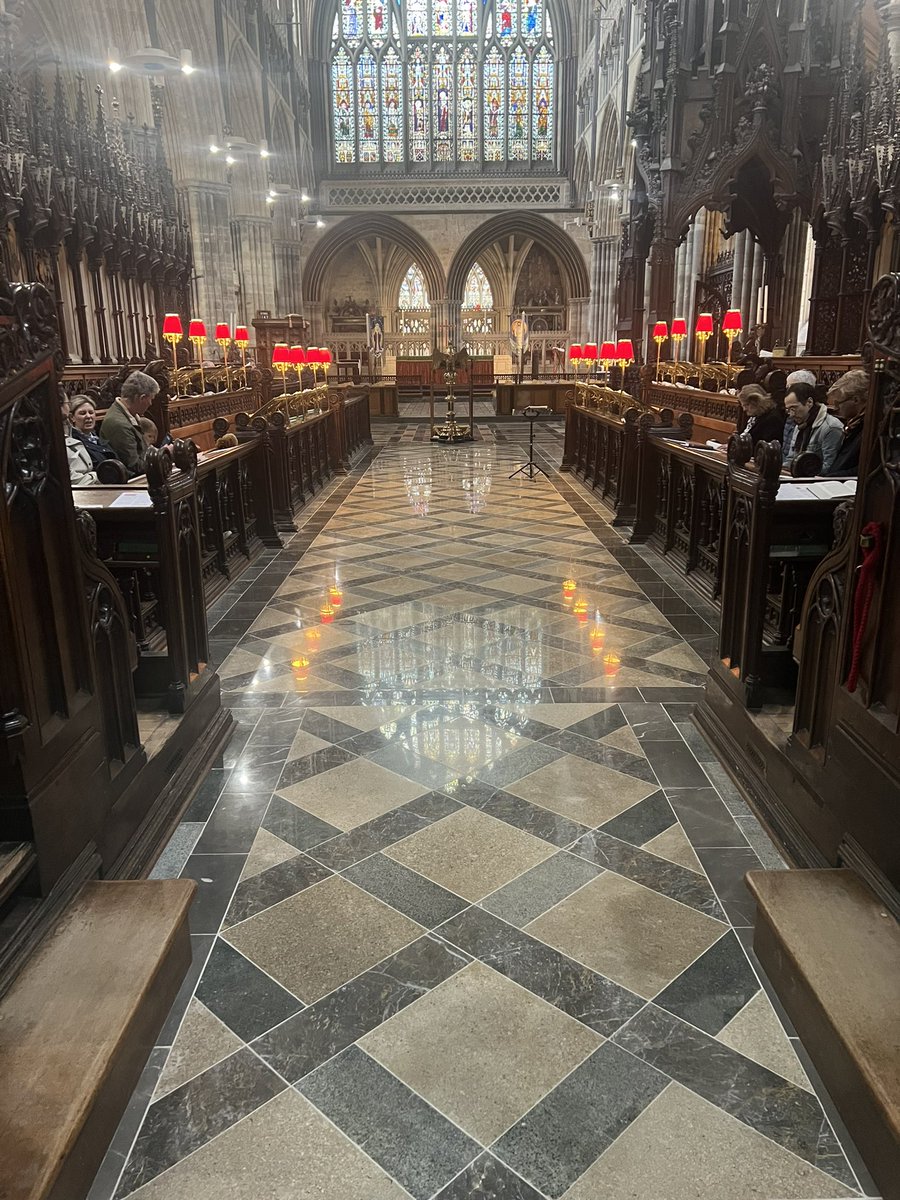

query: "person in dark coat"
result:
(99, 370), (159, 476)
(68, 396), (122, 470)
(738, 384), (785, 449)
(825, 368), (870, 476)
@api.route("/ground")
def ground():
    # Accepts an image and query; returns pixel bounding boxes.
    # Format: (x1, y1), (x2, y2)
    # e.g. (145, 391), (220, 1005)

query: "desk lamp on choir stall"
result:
(188, 319), (207, 394)
(652, 322), (668, 380)
(162, 313), (183, 398)
(234, 325), (250, 388)
(722, 309), (743, 388)
(694, 313), (714, 382)
(215, 323), (232, 390)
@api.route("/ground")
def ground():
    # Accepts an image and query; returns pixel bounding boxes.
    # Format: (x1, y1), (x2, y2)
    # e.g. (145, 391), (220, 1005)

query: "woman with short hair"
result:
(68, 396), (122, 471)
(738, 384), (785, 448)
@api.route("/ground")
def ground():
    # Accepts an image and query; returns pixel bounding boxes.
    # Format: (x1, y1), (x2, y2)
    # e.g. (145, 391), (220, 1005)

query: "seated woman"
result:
(68, 396), (123, 471)
(738, 384), (785, 448)
(783, 382), (844, 474)
(60, 393), (98, 486)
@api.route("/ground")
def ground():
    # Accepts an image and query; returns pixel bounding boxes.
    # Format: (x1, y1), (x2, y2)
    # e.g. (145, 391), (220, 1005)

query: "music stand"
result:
(509, 405), (551, 480)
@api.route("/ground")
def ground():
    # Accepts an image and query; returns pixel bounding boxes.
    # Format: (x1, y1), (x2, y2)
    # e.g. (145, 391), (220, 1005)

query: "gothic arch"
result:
(446, 212), (588, 307)
(304, 214), (446, 304)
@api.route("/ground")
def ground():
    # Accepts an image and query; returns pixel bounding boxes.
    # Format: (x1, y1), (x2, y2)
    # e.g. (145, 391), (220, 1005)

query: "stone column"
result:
(180, 183), (234, 331)
(306, 300), (326, 344)
(273, 240), (304, 314)
(233, 218), (276, 326)
(674, 238), (687, 321)
(731, 231), (748, 329)
(749, 245), (765, 345)
(688, 210), (707, 328)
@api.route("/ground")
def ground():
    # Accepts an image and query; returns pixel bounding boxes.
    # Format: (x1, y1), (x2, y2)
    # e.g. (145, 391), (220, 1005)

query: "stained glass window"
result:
(357, 51), (379, 162)
(457, 50), (477, 162)
(382, 48), (403, 162)
(463, 263), (493, 311)
(332, 48), (355, 163)
(408, 49), (430, 163)
(433, 48), (453, 161)
(368, 0), (389, 45)
(342, 0), (362, 45)
(330, 1), (556, 169)
(399, 264), (430, 319)
(484, 47), (505, 162)
(508, 49), (529, 160)
(532, 47), (553, 161)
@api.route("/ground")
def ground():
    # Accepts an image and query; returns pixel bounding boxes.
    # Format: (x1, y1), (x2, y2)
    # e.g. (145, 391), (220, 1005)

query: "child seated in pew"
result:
(139, 417), (158, 449)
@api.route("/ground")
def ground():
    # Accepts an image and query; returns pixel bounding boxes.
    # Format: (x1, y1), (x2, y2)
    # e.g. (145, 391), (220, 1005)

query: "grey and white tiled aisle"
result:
(92, 423), (879, 1200)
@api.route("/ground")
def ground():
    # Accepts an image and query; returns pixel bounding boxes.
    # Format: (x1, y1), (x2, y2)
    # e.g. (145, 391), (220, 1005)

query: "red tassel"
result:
(846, 521), (884, 694)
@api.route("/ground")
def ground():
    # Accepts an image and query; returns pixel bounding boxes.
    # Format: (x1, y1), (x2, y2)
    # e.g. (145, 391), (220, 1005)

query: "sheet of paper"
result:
(109, 492), (153, 508)
(776, 483), (816, 501)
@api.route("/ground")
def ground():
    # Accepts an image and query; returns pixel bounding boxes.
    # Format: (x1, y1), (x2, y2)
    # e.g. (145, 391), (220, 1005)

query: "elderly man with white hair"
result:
(100, 370), (160, 477)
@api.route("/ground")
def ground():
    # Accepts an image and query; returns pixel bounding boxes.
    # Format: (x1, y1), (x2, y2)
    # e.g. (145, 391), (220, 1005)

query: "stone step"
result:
(0, 878), (195, 1200)
(746, 868), (900, 1200)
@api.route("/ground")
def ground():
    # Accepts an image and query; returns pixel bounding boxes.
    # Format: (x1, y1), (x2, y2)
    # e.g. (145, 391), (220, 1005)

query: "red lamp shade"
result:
(670, 317), (687, 337)
(600, 341), (616, 361)
(162, 313), (183, 337)
(289, 345), (305, 365)
(722, 308), (742, 333)
(569, 344), (583, 361)
(616, 339), (635, 363)
(234, 325), (250, 344)
(306, 347), (322, 365)
(215, 322), (231, 341)
(188, 319), (206, 339)
(271, 343), (290, 365)
(583, 343), (598, 360)
(321, 348), (333, 366)
(695, 313), (714, 335)
(652, 321), (668, 339)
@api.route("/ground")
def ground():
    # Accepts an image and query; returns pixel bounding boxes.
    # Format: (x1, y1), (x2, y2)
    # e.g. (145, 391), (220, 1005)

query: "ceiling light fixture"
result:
(180, 49), (195, 75)
(107, 46), (123, 73)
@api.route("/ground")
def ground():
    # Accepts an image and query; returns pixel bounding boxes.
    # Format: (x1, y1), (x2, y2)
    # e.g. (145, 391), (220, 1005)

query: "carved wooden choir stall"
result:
(0, 276), (372, 1200)
(562, 273), (900, 1199)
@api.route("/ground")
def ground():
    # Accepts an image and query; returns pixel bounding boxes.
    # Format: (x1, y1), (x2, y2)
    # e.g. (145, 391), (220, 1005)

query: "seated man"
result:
(783, 382), (844, 474)
(825, 367), (869, 476)
(99, 370), (160, 476)
(782, 368), (817, 462)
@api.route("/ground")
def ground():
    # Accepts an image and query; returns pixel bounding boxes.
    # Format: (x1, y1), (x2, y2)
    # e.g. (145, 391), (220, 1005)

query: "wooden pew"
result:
(631, 423), (728, 602)
(712, 442), (849, 709)
(74, 443), (212, 713)
(642, 378), (740, 441)
(561, 402), (641, 525)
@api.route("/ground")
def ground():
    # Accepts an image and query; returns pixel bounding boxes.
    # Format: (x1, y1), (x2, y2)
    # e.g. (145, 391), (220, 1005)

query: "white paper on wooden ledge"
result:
(109, 492), (154, 508)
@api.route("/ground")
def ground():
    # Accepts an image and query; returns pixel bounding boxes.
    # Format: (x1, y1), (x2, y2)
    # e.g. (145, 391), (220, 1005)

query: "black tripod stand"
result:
(509, 406), (550, 480)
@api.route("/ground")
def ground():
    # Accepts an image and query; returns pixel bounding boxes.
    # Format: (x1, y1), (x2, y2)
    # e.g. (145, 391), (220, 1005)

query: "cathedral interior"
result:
(0, 2), (899, 1199)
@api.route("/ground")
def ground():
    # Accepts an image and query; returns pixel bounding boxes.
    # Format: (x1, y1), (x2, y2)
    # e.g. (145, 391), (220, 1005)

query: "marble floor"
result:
(91, 425), (879, 1200)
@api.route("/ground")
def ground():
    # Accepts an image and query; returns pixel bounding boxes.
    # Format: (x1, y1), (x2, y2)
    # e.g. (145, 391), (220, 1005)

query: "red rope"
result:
(847, 521), (884, 693)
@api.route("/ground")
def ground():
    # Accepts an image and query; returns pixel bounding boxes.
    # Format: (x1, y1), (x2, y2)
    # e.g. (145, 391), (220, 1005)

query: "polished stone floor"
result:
(92, 424), (879, 1200)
